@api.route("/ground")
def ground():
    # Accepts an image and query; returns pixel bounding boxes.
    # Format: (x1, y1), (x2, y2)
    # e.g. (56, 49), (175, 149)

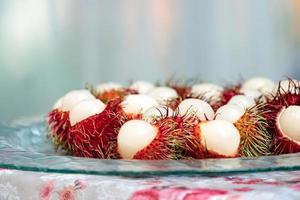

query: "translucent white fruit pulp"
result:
(278, 105), (300, 143)
(69, 99), (106, 126)
(199, 120), (240, 156)
(117, 120), (157, 159)
(178, 98), (215, 121)
(121, 94), (159, 114)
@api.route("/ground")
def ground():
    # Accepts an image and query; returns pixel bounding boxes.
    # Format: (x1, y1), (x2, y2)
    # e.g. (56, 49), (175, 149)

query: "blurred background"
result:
(0, 0), (300, 121)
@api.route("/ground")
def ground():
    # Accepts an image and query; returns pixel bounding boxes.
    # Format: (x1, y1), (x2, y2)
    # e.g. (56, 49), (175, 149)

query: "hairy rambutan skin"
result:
(235, 104), (272, 157)
(265, 79), (300, 154)
(68, 98), (139, 159)
(133, 114), (204, 160)
(47, 109), (72, 152)
(95, 88), (138, 104)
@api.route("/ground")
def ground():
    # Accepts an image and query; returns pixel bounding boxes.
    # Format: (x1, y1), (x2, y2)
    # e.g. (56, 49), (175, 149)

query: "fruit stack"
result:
(47, 78), (300, 160)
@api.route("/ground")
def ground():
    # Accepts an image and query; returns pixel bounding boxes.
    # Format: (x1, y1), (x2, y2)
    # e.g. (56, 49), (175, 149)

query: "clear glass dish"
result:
(1, 119), (300, 177)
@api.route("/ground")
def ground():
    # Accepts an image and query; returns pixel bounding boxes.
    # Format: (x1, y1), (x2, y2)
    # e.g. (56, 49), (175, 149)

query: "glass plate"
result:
(1, 119), (300, 177)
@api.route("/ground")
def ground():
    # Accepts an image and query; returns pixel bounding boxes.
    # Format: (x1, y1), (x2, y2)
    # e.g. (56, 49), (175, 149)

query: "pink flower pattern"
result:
(39, 181), (54, 200)
(59, 186), (76, 200)
(38, 179), (86, 200)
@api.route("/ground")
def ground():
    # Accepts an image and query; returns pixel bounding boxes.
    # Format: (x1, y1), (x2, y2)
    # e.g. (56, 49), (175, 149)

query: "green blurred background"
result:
(1, 0), (300, 121)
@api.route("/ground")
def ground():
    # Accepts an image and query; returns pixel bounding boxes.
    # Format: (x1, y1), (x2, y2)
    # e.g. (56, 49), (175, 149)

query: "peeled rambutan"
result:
(67, 98), (126, 158)
(120, 94), (159, 119)
(47, 89), (96, 152)
(265, 79), (300, 154)
(177, 98), (215, 121)
(194, 120), (241, 158)
(163, 81), (224, 111)
(118, 115), (203, 160)
(130, 80), (155, 94)
(147, 86), (178, 105)
(241, 77), (275, 96)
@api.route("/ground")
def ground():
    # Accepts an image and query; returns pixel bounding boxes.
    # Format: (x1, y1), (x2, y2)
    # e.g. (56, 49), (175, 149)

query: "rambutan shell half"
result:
(234, 104), (272, 157)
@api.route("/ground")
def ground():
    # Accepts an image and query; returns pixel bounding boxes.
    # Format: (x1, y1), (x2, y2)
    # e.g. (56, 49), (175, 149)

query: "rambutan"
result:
(177, 98), (215, 121)
(234, 104), (272, 157)
(47, 90), (96, 152)
(215, 99), (272, 157)
(147, 86), (178, 105)
(120, 94), (159, 119)
(241, 77), (275, 96)
(194, 120), (241, 158)
(118, 115), (203, 160)
(67, 98), (126, 159)
(265, 79), (300, 154)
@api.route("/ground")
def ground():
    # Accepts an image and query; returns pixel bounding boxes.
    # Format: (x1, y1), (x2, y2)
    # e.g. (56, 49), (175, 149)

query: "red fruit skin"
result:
(48, 109), (72, 152)
(67, 98), (127, 159)
(133, 116), (204, 160)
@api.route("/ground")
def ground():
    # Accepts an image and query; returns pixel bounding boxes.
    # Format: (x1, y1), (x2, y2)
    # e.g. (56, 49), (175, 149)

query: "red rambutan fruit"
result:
(117, 114), (204, 160)
(47, 89), (96, 152)
(265, 79), (300, 154)
(67, 98), (127, 158)
(194, 120), (241, 158)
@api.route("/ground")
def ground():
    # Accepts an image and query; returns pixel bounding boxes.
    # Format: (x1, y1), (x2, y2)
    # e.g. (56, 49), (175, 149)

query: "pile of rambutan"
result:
(47, 77), (300, 160)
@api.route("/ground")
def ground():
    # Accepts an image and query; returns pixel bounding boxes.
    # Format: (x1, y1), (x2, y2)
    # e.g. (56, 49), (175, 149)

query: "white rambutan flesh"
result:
(240, 89), (262, 99)
(143, 106), (174, 122)
(191, 83), (223, 100)
(215, 104), (245, 123)
(278, 105), (300, 143)
(228, 95), (255, 110)
(199, 120), (240, 157)
(241, 77), (275, 95)
(69, 99), (106, 126)
(178, 98), (215, 121)
(53, 97), (63, 110)
(95, 82), (122, 93)
(147, 87), (178, 103)
(130, 81), (155, 94)
(117, 120), (157, 159)
(121, 94), (159, 115)
(61, 90), (96, 112)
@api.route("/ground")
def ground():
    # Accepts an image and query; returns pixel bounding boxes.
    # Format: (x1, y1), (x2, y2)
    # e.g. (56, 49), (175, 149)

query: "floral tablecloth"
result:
(1, 169), (300, 200)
